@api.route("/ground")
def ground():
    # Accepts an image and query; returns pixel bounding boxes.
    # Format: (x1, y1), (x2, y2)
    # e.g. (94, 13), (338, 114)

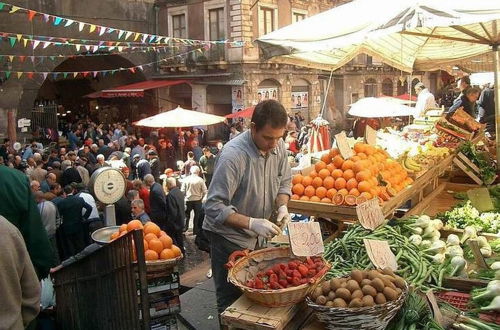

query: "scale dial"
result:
(89, 167), (126, 204)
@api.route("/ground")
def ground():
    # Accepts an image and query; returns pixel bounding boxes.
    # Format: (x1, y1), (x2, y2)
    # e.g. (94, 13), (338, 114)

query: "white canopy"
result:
(135, 106), (225, 128)
(256, 0), (500, 73)
(348, 97), (416, 118)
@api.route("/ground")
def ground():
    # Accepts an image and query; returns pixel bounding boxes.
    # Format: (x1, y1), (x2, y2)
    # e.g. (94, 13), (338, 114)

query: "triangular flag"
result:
(108, 46), (115, 51)
(82, 71), (89, 77)
(117, 46), (123, 52)
(92, 71), (98, 78)
(19, 56), (25, 62)
(42, 72), (48, 80)
(28, 10), (36, 21)
(141, 34), (147, 43)
(8, 55), (13, 62)
(92, 45), (98, 52)
(149, 35), (156, 42)
(64, 19), (74, 27)
(89, 25), (96, 33)
(23, 38), (28, 47)
(101, 71), (107, 77)
(75, 44), (81, 51)
(9, 37), (15, 47)
(16, 72), (22, 79)
(84, 45), (90, 52)
(9, 5), (20, 13)
(118, 30), (124, 39)
(137, 65), (143, 71)
(43, 14), (49, 22)
(0, 3), (5, 11)
(73, 72), (78, 78)
(52, 72), (58, 79)
(134, 33), (140, 41)
(98, 26), (106, 36)
(49, 56), (55, 61)
(39, 57), (44, 64)
(33, 40), (40, 49)
(43, 41), (50, 49)
(27, 72), (34, 79)
(107, 28), (115, 33)
(78, 22), (85, 31)
(63, 72), (68, 79)
(5, 71), (10, 79)
(54, 17), (62, 25)
(16, 34), (22, 41)
(125, 31), (132, 40)
(128, 67), (135, 73)
(30, 56), (35, 63)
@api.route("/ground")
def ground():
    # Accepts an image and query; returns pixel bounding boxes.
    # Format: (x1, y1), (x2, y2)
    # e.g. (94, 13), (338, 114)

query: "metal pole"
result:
(493, 44), (500, 166)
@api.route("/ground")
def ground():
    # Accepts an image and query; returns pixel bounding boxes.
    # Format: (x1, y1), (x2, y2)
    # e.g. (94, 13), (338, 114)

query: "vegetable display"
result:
(323, 223), (444, 291)
(440, 201), (500, 235)
(309, 268), (405, 308)
(244, 256), (325, 290)
(457, 141), (496, 184)
(387, 291), (443, 330)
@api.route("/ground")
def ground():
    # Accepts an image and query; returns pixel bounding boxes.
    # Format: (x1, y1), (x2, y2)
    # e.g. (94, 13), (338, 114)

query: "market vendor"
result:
(203, 99), (292, 313)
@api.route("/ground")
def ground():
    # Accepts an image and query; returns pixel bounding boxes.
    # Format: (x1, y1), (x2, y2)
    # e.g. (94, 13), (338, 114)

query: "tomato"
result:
(298, 264), (309, 277)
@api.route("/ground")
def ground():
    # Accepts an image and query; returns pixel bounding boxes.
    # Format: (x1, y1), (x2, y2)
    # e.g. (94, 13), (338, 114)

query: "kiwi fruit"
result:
(362, 285), (377, 297)
(348, 298), (363, 308)
(311, 287), (323, 300)
(316, 295), (328, 305)
(346, 280), (360, 292)
(328, 291), (336, 301)
(371, 278), (385, 292)
(332, 298), (347, 308)
(375, 293), (387, 304)
(395, 288), (403, 296)
(380, 276), (396, 290)
(362, 295), (375, 307)
(351, 289), (363, 300)
(335, 288), (351, 301)
(367, 270), (381, 280)
(393, 276), (406, 289)
(325, 301), (334, 307)
(361, 279), (371, 287)
(350, 270), (364, 283)
(322, 281), (332, 295)
(330, 278), (343, 291)
(381, 267), (395, 277)
(383, 287), (398, 301)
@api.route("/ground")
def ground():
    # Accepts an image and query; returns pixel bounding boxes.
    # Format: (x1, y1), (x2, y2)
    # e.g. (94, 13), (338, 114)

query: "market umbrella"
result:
(395, 94), (417, 102)
(256, 0), (500, 161)
(378, 96), (416, 105)
(225, 107), (254, 119)
(348, 97), (416, 118)
(134, 106), (225, 128)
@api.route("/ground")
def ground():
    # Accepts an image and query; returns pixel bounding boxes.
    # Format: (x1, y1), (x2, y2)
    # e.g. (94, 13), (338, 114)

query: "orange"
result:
(354, 143), (366, 154)
(315, 161), (327, 172)
(119, 231), (127, 237)
(341, 160), (354, 171)
(292, 174), (303, 185)
(370, 177), (379, 187)
(312, 177), (323, 188)
(291, 194), (300, 200)
(334, 177), (347, 190)
(356, 170), (371, 182)
(348, 188), (360, 196)
(351, 155), (361, 162)
(344, 195), (357, 206)
(292, 183), (305, 196)
(337, 188), (349, 196)
(316, 187), (327, 199)
(353, 161), (365, 173)
(331, 169), (343, 179)
(309, 170), (318, 179)
(364, 145), (375, 155)
(302, 176), (313, 187)
(304, 185), (316, 197)
(119, 224), (128, 233)
(343, 169), (355, 180)
(144, 233), (158, 242)
(160, 230), (168, 237)
(323, 176), (335, 190)
(321, 197), (332, 203)
(144, 222), (161, 236)
(321, 153), (332, 164)
(148, 239), (164, 254)
(326, 163), (336, 173)
(110, 232), (119, 240)
(359, 192), (373, 200)
(310, 196), (321, 202)
(318, 168), (331, 180)
(358, 181), (372, 193)
(357, 152), (367, 159)
(326, 188), (338, 200)
(160, 248), (176, 260)
(332, 155), (344, 168)
(329, 148), (340, 158)
(143, 239), (149, 251)
(300, 195), (310, 201)
(159, 235), (173, 249)
(145, 249), (159, 261)
(370, 188), (379, 198)
(171, 245), (182, 257)
(346, 178), (358, 191)
(127, 220), (144, 232)
(333, 194), (345, 205)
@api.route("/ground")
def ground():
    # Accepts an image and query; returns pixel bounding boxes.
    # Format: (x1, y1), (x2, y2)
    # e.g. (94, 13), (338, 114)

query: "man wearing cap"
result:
(75, 157), (90, 186)
(136, 154), (152, 181)
(148, 150), (161, 182)
(414, 82), (437, 117)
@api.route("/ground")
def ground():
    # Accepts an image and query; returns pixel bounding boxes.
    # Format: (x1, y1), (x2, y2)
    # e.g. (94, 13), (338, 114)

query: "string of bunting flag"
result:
(0, 46), (204, 80)
(0, 1), (245, 47)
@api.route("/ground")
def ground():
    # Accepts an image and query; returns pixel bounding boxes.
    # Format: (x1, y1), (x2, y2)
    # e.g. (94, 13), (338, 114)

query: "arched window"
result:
(382, 78), (393, 96)
(257, 79), (280, 102)
(397, 78), (408, 96)
(364, 78), (377, 97)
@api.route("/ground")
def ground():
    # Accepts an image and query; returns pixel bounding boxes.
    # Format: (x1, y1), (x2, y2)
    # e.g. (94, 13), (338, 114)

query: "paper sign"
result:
(467, 188), (494, 212)
(335, 131), (354, 159)
(356, 198), (385, 230)
(363, 239), (398, 271)
(365, 125), (377, 146)
(468, 240), (489, 270)
(287, 222), (324, 256)
(426, 291), (444, 326)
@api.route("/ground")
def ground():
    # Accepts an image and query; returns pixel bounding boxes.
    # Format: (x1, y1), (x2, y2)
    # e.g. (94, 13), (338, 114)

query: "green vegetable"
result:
(443, 201), (499, 235)
(458, 141), (496, 184)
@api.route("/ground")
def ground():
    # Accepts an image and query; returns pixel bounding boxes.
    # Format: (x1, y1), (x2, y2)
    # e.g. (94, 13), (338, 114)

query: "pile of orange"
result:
(291, 143), (413, 206)
(110, 220), (182, 261)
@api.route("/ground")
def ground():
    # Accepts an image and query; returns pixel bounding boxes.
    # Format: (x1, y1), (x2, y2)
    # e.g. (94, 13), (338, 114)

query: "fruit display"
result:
(291, 143), (413, 206)
(399, 142), (451, 174)
(109, 219), (182, 262)
(244, 256), (326, 290)
(309, 268), (406, 308)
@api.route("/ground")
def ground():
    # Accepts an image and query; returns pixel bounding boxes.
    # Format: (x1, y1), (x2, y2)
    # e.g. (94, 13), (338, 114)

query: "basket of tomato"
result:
(225, 247), (330, 307)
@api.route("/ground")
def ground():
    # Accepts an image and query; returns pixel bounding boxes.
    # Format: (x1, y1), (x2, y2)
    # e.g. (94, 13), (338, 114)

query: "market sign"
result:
(101, 90), (144, 97)
(335, 131), (353, 159)
(365, 125), (377, 146)
(287, 221), (324, 256)
(363, 239), (397, 271)
(356, 198), (385, 230)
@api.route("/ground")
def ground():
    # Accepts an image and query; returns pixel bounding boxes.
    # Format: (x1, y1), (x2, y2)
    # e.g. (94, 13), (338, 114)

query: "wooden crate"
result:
(288, 154), (454, 221)
(221, 295), (311, 330)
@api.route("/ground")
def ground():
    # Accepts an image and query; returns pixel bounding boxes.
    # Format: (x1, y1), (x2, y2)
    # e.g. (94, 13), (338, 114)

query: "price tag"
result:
(356, 198), (385, 230)
(365, 125), (377, 146)
(363, 239), (397, 271)
(468, 239), (489, 270)
(287, 222), (324, 256)
(335, 131), (353, 159)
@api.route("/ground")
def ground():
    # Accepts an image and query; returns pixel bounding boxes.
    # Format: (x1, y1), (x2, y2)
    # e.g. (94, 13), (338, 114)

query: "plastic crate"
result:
(436, 291), (500, 325)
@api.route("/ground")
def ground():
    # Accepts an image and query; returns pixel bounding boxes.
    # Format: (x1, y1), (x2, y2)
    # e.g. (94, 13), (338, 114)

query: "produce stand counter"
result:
(288, 154), (454, 221)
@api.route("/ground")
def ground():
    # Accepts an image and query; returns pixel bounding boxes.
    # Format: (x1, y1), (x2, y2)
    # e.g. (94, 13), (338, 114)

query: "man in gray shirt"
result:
(203, 100), (292, 312)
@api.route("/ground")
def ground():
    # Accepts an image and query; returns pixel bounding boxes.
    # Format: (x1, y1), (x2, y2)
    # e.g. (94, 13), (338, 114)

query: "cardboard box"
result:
(149, 314), (178, 330)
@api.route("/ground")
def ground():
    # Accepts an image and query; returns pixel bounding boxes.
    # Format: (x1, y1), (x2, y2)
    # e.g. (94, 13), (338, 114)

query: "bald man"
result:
(41, 173), (57, 193)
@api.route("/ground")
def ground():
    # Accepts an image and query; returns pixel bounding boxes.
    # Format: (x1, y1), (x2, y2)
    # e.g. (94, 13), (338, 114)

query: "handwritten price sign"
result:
(356, 198), (385, 230)
(335, 131), (354, 159)
(365, 125), (377, 146)
(287, 222), (324, 256)
(363, 239), (397, 271)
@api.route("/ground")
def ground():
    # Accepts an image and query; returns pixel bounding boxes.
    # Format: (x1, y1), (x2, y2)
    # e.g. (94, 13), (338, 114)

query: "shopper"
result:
(144, 174), (167, 228)
(414, 82), (437, 117)
(448, 87), (481, 117)
(181, 166), (207, 234)
(131, 199), (150, 224)
(165, 177), (185, 254)
(203, 100), (292, 312)
(199, 147), (215, 187)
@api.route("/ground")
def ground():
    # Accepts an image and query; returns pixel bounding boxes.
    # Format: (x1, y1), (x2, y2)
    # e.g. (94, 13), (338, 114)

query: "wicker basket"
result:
(225, 247), (330, 307)
(145, 253), (184, 271)
(306, 281), (408, 330)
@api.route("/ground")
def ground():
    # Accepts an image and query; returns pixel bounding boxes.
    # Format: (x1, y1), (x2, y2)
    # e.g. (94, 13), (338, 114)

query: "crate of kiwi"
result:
(306, 268), (408, 330)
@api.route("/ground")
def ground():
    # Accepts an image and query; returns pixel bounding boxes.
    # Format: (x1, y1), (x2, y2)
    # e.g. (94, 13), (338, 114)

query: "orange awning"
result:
(85, 80), (189, 98)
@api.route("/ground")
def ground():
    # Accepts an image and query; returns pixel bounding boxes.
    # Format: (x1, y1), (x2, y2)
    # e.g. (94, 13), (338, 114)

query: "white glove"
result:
(276, 205), (291, 228)
(249, 218), (281, 238)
